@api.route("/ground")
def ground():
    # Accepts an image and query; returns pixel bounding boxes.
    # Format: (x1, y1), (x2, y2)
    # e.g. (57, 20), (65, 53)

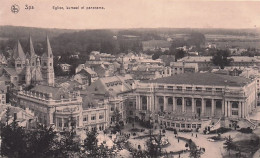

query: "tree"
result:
(24, 124), (59, 158)
(146, 129), (162, 157)
(174, 49), (186, 61)
(190, 147), (202, 158)
(223, 135), (236, 156)
(83, 129), (98, 155)
(112, 107), (122, 133)
(1, 115), (27, 158)
(211, 49), (233, 69)
(57, 114), (80, 158)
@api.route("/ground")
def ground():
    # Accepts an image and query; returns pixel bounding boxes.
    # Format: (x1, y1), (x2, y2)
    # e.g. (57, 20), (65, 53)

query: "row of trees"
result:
(0, 108), (112, 158)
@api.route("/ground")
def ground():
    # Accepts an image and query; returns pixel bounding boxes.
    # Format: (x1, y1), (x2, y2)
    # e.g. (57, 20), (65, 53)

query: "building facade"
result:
(135, 73), (257, 123)
(14, 85), (83, 130)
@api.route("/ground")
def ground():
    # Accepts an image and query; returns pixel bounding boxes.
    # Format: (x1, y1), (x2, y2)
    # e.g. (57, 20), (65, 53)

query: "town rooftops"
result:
(87, 74), (134, 96)
(178, 56), (212, 62)
(178, 56), (260, 63)
(145, 72), (252, 87)
(30, 85), (75, 100)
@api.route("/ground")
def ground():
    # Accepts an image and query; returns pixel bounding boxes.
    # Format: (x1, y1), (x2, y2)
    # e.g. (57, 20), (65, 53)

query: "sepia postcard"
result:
(0, 0), (260, 158)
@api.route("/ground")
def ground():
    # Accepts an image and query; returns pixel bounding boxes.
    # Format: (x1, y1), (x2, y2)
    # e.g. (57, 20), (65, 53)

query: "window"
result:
(167, 122), (170, 126)
(186, 87), (192, 91)
(111, 107), (114, 111)
(171, 123), (175, 127)
(192, 124), (196, 128)
(64, 118), (68, 127)
(176, 123), (180, 127)
(206, 88), (212, 92)
(58, 118), (62, 127)
(158, 85), (164, 90)
(177, 86), (182, 91)
(186, 124), (191, 128)
(181, 124), (185, 128)
(83, 115), (88, 122)
(99, 114), (104, 119)
(91, 115), (96, 120)
(232, 102), (239, 108)
(197, 124), (201, 128)
(129, 111), (133, 115)
(50, 63), (52, 66)
(167, 86), (173, 90)
(16, 64), (21, 67)
(216, 88), (222, 92)
(232, 110), (238, 115)
(195, 87), (202, 91)
(44, 62), (47, 66)
(129, 101), (133, 107)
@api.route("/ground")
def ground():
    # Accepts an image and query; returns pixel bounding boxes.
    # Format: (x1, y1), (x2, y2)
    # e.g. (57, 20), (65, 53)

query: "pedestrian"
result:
(196, 134), (197, 138)
(178, 138), (179, 143)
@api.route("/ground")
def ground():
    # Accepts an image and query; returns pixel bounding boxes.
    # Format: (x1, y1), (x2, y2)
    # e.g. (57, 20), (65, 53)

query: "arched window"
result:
(206, 100), (211, 107)
(177, 98), (182, 105)
(168, 98), (173, 105)
(159, 97), (164, 104)
(142, 96), (147, 104)
(232, 102), (238, 108)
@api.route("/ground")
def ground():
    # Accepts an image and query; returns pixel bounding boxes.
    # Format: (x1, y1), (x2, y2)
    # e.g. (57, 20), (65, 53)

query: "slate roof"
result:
(31, 85), (70, 100)
(3, 68), (18, 76)
(87, 75), (134, 97)
(146, 72), (252, 87)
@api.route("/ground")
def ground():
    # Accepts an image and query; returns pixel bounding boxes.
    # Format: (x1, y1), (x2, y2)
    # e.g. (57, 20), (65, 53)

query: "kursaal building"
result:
(135, 73), (257, 129)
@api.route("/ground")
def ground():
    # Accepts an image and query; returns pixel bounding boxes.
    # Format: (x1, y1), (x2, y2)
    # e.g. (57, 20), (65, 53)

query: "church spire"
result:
(13, 40), (26, 60)
(28, 36), (36, 57)
(42, 35), (53, 58)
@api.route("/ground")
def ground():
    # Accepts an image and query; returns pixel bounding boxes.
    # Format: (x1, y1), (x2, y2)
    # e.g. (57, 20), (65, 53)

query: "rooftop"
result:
(30, 85), (72, 100)
(145, 72), (252, 87)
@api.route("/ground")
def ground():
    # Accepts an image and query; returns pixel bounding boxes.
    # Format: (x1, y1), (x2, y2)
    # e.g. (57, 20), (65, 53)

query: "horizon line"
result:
(1, 25), (259, 31)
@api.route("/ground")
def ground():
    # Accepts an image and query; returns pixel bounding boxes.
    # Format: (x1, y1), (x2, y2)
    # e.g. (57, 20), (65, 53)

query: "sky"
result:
(1, 0), (260, 29)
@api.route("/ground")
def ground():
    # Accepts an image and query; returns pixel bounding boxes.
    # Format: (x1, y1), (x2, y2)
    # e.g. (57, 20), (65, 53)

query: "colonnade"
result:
(136, 95), (248, 118)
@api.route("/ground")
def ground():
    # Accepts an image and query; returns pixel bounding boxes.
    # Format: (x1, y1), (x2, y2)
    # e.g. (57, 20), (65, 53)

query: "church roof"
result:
(3, 68), (18, 76)
(145, 72), (252, 87)
(13, 40), (26, 60)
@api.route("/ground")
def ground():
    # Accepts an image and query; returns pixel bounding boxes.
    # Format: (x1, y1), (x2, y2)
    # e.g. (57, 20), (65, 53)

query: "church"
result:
(1, 36), (55, 87)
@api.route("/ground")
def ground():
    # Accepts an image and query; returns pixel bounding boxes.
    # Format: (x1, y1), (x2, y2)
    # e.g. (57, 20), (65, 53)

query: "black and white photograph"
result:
(1, 0), (260, 157)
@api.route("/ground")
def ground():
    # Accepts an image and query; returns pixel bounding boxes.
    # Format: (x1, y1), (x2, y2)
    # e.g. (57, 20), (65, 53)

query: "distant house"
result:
(0, 105), (36, 128)
(142, 40), (171, 52)
(59, 63), (71, 72)
(74, 68), (98, 86)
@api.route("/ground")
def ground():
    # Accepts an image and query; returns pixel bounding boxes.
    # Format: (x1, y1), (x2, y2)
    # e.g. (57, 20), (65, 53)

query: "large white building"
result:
(135, 73), (257, 129)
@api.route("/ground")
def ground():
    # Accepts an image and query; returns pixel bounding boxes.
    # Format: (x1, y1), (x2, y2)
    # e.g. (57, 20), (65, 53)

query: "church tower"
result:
(26, 36), (37, 67)
(41, 36), (55, 86)
(13, 40), (26, 74)
(25, 59), (31, 86)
